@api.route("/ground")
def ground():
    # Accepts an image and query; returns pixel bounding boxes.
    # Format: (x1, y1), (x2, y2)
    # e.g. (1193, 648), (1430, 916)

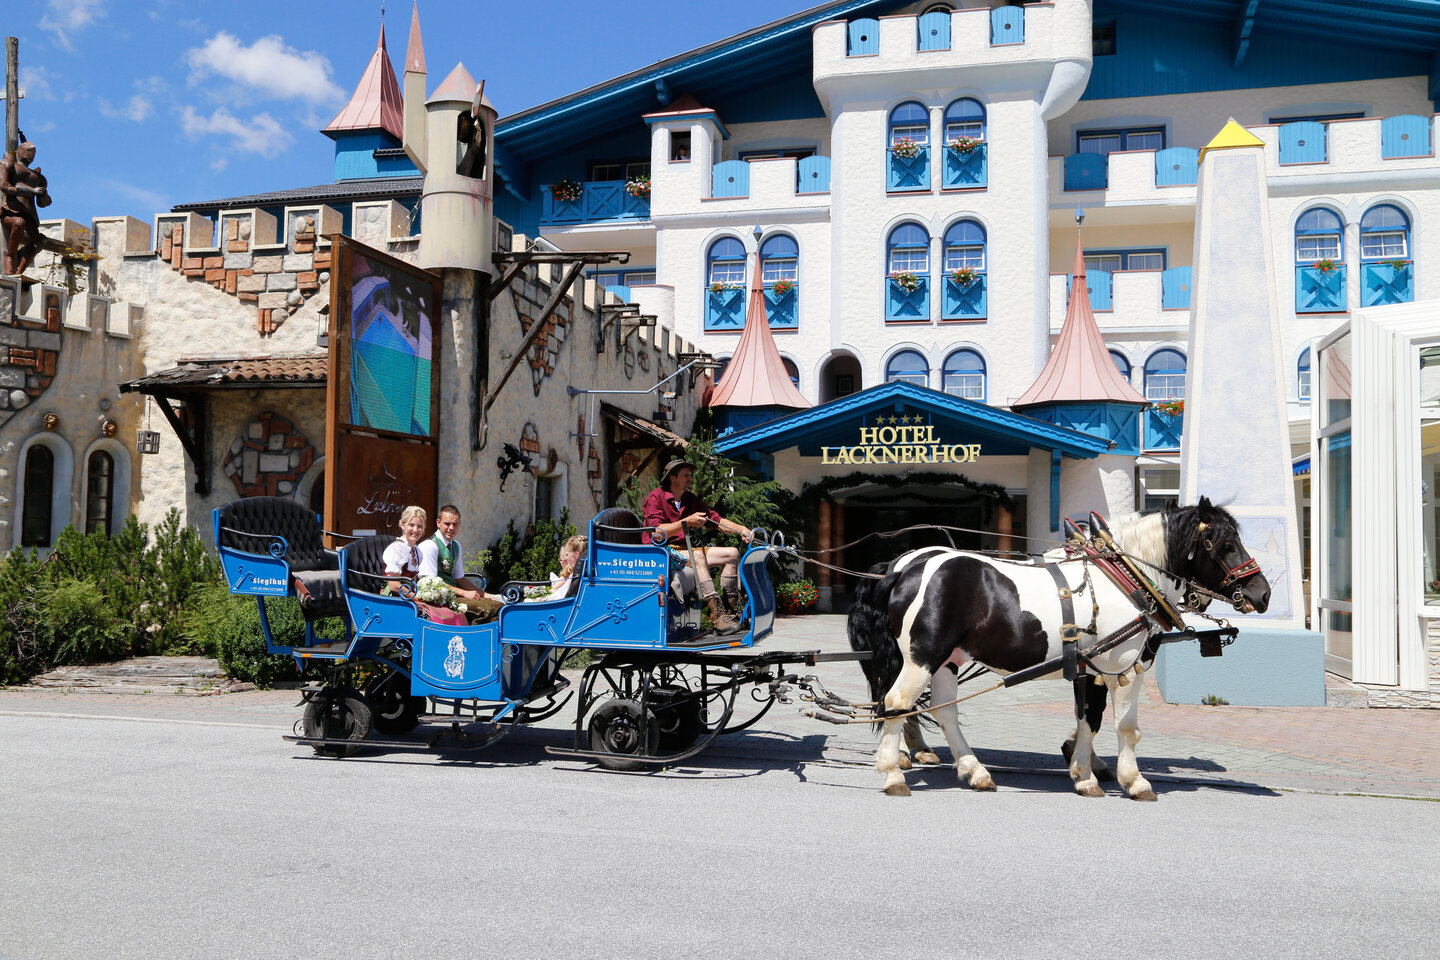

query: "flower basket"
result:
(1312, 258), (1338, 275)
(776, 579), (818, 615)
(1380, 258), (1411, 271)
(770, 278), (795, 297)
(1153, 399), (1184, 417)
(890, 271), (921, 294)
(708, 281), (740, 295)
(950, 267), (979, 286)
(625, 175), (651, 198)
(947, 136), (983, 154)
(891, 137), (922, 160)
(414, 575), (458, 610)
(551, 178), (583, 204)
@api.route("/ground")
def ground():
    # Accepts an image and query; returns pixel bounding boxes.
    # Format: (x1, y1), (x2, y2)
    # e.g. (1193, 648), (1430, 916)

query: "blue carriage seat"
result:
(215, 497), (345, 621)
(339, 534), (423, 639)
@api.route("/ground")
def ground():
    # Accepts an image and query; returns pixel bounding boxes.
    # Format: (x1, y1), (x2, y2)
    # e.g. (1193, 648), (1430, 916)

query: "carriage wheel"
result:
(370, 685), (426, 736)
(586, 699), (658, 772)
(649, 684), (705, 752)
(302, 688), (373, 757)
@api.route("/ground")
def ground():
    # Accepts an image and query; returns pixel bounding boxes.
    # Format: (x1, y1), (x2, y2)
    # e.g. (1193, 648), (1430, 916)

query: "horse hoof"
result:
(897, 753), (913, 770)
(970, 775), (997, 792)
(884, 782), (912, 797)
(1076, 783), (1105, 798)
(914, 751), (942, 765)
(1131, 789), (1158, 802)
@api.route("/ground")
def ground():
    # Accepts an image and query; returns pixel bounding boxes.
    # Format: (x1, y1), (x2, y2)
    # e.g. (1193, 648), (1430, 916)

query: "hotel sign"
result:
(820, 420), (981, 465)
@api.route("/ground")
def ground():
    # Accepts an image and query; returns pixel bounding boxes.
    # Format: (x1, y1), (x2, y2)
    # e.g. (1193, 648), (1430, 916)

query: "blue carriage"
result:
(214, 499), (831, 768)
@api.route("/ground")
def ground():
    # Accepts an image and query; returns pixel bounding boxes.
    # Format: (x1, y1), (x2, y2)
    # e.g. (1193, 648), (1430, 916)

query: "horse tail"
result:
(847, 562), (904, 729)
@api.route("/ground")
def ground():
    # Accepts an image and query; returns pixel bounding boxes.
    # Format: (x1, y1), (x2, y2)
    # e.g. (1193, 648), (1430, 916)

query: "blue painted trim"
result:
(798, 155), (832, 193)
(942, 141), (987, 188)
(1154, 147), (1198, 186)
(886, 277), (930, 321)
(1064, 153), (1107, 191)
(990, 5), (1024, 45)
(1143, 408), (1183, 452)
(942, 275), (986, 320)
(712, 379), (1112, 460)
(1162, 266), (1192, 309)
(1296, 264), (1347, 312)
(888, 147), (931, 191)
(1361, 262), (1414, 306)
(1024, 402), (1142, 457)
(1050, 449), (1061, 533)
(1232, 0), (1260, 68)
(1381, 114), (1432, 159)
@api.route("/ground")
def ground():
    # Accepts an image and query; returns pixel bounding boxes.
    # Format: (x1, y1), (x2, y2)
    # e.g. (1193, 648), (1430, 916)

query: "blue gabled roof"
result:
(714, 380), (1112, 460)
(494, 0), (901, 161)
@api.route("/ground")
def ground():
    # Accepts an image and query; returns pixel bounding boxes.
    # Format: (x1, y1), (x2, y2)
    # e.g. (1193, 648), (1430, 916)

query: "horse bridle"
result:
(1193, 521), (1264, 608)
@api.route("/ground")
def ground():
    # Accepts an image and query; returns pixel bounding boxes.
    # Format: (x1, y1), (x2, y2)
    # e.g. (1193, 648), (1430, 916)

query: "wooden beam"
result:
(482, 258), (586, 414)
(1232, 0), (1260, 69)
(485, 260), (526, 302)
(154, 394), (210, 496)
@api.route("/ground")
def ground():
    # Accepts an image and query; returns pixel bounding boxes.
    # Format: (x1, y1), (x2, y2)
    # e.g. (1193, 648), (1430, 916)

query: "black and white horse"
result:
(847, 499), (1271, 800)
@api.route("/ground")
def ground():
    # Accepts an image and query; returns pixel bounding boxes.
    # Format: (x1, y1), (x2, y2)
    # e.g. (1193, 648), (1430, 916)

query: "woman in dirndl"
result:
(383, 505), (468, 626)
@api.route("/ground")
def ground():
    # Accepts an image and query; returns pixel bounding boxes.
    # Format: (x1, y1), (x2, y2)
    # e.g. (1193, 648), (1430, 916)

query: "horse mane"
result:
(1161, 500), (1241, 573)
(1109, 512), (1168, 569)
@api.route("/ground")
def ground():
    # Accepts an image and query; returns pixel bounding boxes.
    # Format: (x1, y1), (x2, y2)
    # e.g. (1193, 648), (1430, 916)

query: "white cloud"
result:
(18, 66), (54, 102)
(99, 178), (170, 214)
(210, 157), (229, 172)
(180, 106), (292, 157)
(99, 95), (153, 123)
(134, 75), (168, 96)
(186, 32), (345, 105)
(39, 0), (106, 51)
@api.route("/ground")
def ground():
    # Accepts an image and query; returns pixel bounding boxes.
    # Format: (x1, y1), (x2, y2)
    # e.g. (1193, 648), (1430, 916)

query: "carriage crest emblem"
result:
(444, 635), (467, 678)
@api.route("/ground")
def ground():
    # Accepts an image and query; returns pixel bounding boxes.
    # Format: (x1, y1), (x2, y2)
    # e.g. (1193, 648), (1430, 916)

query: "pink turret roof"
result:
(709, 254), (812, 410)
(1013, 237), (1147, 409)
(323, 24), (405, 141)
(405, 3), (425, 74)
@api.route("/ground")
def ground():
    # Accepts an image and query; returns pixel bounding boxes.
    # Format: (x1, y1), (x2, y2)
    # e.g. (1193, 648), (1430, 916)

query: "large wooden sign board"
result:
(324, 236), (442, 540)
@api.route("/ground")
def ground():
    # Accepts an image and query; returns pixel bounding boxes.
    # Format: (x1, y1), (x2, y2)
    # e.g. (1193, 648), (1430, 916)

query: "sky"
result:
(9, 0), (822, 223)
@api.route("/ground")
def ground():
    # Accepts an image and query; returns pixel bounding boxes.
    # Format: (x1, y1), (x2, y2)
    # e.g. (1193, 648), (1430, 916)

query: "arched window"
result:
(885, 350), (929, 387)
(887, 223), (930, 275)
(1144, 348), (1186, 400)
(889, 101), (929, 148)
(1295, 208), (1343, 264)
(706, 236), (746, 287)
(942, 349), (986, 400)
(21, 445), (54, 548)
(1109, 350), (1131, 382)
(942, 220), (985, 273)
(84, 450), (114, 536)
(781, 357), (800, 386)
(944, 98), (985, 145)
(759, 234), (798, 283)
(1297, 347), (1311, 400)
(1359, 204), (1409, 261)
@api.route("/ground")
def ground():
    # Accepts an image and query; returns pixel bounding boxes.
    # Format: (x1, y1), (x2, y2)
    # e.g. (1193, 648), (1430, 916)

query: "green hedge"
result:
(184, 583), (343, 687)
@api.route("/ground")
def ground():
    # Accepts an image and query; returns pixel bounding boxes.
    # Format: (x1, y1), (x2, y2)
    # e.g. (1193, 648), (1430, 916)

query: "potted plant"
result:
(551, 178), (583, 204)
(1153, 398), (1184, 417)
(1380, 258), (1411, 271)
(950, 266), (979, 286)
(891, 136), (922, 160)
(947, 136), (983, 154)
(708, 281), (739, 295)
(625, 174), (651, 198)
(890, 271), (921, 293)
(776, 579), (818, 615)
(1312, 257), (1338, 274)
(771, 278), (795, 297)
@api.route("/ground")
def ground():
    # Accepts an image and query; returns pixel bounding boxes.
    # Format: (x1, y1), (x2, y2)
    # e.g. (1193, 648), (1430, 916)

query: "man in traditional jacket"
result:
(418, 504), (503, 622)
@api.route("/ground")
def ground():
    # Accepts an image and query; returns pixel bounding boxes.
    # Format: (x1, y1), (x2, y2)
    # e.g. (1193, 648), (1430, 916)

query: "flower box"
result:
(949, 267), (979, 286)
(947, 136), (983, 154)
(625, 175), (651, 198)
(1312, 258), (1338, 275)
(551, 179), (583, 204)
(890, 271), (921, 293)
(891, 137), (922, 160)
(770, 278), (795, 297)
(1153, 399), (1184, 417)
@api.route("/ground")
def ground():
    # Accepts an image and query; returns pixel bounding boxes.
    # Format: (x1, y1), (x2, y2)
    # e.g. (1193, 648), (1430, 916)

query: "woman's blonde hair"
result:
(398, 504), (427, 528)
(562, 535), (587, 556)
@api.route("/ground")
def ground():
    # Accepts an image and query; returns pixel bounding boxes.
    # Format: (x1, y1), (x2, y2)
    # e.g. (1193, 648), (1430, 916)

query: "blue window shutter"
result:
(1064, 153), (1107, 190)
(1381, 115), (1431, 159)
(1278, 122), (1327, 164)
(797, 155), (831, 193)
(990, 5), (1024, 44)
(711, 160), (750, 198)
(918, 10), (951, 51)
(848, 19), (879, 56)
(1161, 266), (1192, 310)
(1154, 147), (1198, 186)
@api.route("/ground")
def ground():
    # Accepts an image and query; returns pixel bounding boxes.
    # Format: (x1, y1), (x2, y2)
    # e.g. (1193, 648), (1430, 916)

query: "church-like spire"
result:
(405, 2), (426, 74)
(1013, 219), (1147, 410)
(709, 252), (812, 411)
(323, 22), (405, 142)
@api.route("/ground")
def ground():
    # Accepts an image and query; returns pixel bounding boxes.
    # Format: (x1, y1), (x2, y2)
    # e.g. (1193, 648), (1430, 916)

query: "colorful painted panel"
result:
(348, 252), (434, 436)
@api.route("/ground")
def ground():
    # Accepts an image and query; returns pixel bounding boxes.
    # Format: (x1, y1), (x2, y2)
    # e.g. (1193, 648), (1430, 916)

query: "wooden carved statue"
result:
(1, 137), (52, 277)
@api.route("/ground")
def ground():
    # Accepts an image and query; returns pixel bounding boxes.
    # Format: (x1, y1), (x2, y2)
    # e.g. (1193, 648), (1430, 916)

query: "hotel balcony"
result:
(540, 179), (650, 226)
(1143, 408), (1183, 452)
(703, 282), (800, 333)
(1050, 149), (1200, 208)
(696, 156), (832, 215)
(813, 4), (1090, 94)
(1048, 267), (1193, 331)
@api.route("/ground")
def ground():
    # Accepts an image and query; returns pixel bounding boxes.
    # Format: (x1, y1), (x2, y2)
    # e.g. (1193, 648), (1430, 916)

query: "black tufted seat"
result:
(216, 497), (344, 621)
(344, 535), (399, 595)
(593, 507), (644, 545)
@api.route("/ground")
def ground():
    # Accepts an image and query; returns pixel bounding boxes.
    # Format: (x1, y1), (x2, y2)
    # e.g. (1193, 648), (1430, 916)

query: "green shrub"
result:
(483, 510), (578, 586)
(776, 579), (818, 615)
(0, 549), (49, 685)
(186, 583), (343, 687)
(39, 579), (129, 664)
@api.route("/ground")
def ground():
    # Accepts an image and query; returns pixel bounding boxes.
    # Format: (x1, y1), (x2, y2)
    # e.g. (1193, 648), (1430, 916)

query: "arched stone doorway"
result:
(819, 353), (862, 404)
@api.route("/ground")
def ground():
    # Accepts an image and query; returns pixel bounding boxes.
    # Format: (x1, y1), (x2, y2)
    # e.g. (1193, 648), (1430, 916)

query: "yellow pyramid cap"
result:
(1199, 119), (1266, 164)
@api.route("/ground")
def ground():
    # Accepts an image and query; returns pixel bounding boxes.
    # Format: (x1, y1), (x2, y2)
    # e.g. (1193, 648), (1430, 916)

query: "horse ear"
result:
(1198, 495), (1213, 510)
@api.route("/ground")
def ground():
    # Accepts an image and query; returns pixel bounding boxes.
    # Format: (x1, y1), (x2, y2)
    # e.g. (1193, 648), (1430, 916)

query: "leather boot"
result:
(705, 596), (741, 636)
(722, 581), (745, 622)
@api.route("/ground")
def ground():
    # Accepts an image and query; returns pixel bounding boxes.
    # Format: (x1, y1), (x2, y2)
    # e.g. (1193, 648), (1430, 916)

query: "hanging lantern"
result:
(137, 396), (161, 454)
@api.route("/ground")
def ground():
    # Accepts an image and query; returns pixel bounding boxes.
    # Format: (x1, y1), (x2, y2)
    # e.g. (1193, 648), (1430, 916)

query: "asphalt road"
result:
(2, 710), (1437, 960)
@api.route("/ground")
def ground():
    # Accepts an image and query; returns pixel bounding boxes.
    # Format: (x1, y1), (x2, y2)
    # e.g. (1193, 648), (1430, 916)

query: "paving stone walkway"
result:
(3, 615), (1436, 798)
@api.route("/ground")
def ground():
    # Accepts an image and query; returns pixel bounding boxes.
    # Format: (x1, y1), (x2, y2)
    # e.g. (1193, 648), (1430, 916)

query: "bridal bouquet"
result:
(414, 576), (458, 609)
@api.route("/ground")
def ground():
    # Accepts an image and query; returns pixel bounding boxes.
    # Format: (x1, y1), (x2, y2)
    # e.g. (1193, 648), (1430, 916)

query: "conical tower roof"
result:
(405, 3), (426, 74)
(1013, 234), (1147, 409)
(323, 23), (405, 141)
(709, 253), (811, 410)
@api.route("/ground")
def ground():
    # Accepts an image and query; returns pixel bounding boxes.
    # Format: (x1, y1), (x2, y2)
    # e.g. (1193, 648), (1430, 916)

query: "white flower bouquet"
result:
(414, 576), (457, 609)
